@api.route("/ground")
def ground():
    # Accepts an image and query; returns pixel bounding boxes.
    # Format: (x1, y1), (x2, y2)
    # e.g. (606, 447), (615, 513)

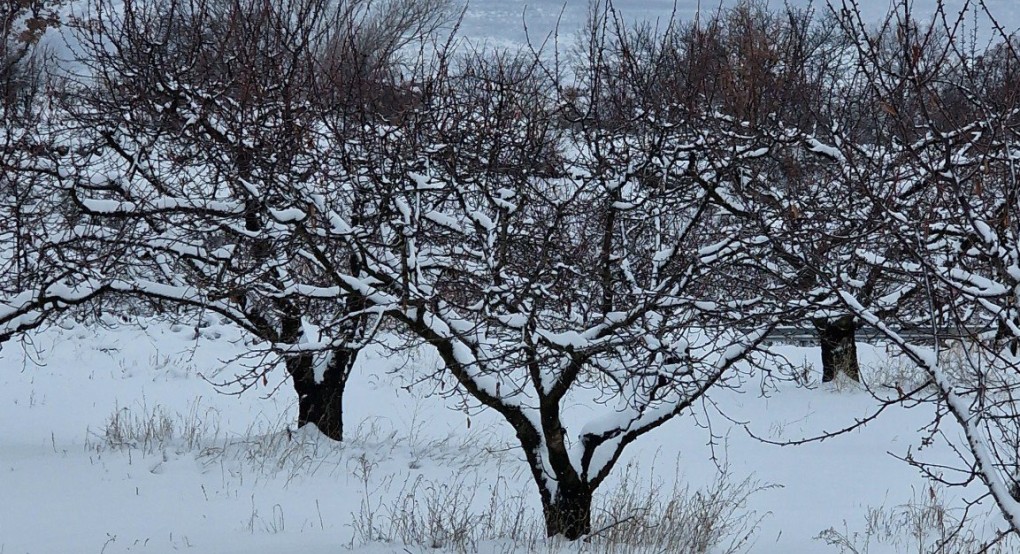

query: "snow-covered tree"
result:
(811, 0), (1020, 537)
(279, 12), (795, 536)
(1, 1), (68, 345)
(593, 0), (924, 382)
(0, 0), (451, 440)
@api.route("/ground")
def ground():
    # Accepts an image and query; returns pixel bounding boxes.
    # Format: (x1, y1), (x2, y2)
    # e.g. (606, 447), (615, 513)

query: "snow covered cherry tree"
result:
(6, 0), (791, 539)
(274, 20), (792, 536)
(597, 1), (923, 383)
(1, 0), (450, 440)
(810, 0), (1020, 538)
(1, 2), (79, 345)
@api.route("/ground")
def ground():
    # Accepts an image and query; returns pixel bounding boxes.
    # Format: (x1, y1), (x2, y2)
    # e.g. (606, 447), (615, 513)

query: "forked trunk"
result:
(287, 349), (356, 441)
(814, 315), (860, 382)
(542, 484), (593, 540)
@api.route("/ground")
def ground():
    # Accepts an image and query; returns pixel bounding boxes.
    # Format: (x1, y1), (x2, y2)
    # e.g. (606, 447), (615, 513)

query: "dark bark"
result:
(542, 483), (593, 539)
(286, 348), (357, 441)
(994, 311), (1019, 356)
(814, 315), (860, 382)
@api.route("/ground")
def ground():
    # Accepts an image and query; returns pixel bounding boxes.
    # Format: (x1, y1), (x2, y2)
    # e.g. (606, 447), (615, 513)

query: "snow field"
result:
(1, 316), (1015, 553)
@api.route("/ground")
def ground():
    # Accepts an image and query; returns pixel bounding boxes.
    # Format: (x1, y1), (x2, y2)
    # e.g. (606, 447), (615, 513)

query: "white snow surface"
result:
(0, 315), (1012, 553)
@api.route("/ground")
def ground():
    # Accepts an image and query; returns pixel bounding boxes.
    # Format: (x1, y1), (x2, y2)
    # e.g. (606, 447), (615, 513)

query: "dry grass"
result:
(91, 402), (773, 553)
(816, 482), (1017, 554)
(350, 456), (774, 553)
(88, 399), (220, 455)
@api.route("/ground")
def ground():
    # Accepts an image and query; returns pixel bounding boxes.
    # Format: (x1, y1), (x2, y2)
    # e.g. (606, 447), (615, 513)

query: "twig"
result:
(582, 515), (637, 542)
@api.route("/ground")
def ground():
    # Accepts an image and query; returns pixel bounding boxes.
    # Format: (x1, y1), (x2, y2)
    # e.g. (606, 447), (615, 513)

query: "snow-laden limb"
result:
(575, 325), (773, 485)
(838, 290), (1020, 533)
(0, 272), (290, 345)
(77, 196), (246, 217)
(0, 280), (107, 341)
(804, 135), (846, 164)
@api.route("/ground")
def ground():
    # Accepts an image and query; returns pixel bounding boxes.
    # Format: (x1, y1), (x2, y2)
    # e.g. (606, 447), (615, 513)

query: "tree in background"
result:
(1, 0), (67, 348)
(2, 0), (61, 107)
(602, 0), (911, 382)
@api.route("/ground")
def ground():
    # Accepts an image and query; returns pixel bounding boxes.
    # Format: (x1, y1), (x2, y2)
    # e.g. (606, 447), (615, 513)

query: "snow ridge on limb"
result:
(838, 289), (1020, 533)
(575, 325), (774, 487)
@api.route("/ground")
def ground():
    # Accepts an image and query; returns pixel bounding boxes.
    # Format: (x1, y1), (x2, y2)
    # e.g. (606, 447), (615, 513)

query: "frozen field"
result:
(0, 316), (1012, 553)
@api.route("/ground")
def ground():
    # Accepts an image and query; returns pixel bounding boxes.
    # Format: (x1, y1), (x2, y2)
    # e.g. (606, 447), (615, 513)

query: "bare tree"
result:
(285, 7), (792, 536)
(0, 0), (799, 537)
(590, 0), (924, 383)
(2, 0), (453, 440)
(801, 0), (1020, 540)
(1, 1), (67, 348)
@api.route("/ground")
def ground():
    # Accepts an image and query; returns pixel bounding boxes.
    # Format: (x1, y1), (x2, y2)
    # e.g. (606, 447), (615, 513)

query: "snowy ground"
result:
(0, 315), (1014, 553)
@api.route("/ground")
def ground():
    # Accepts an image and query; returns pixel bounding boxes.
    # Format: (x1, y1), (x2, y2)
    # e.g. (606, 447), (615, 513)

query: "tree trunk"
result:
(995, 310), (1019, 356)
(296, 373), (346, 441)
(542, 484), (593, 540)
(287, 349), (356, 441)
(814, 315), (860, 382)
